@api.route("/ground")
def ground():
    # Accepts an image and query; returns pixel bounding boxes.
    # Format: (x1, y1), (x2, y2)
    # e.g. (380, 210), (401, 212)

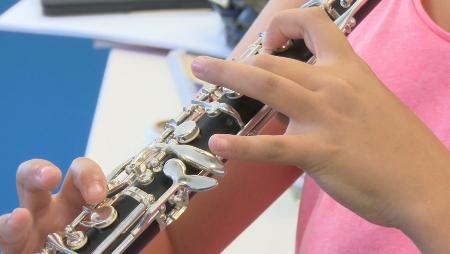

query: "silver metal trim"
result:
(334, 0), (367, 32)
(237, 105), (278, 137)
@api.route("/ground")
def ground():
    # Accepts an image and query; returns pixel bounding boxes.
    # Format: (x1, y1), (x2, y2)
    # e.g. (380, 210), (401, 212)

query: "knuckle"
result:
(333, 76), (351, 88)
(319, 134), (344, 160)
(269, 11), (283, 26)
(302, 6), (328, 21)
(269, 9), (293, 28)
(261, 74), (279, 94)
(322, 76), (352, 94)
(269, 8), (294, 26)
(264, 137), (288, 161)
(323, 84), (359, 109)
(246, 55), (273, 70)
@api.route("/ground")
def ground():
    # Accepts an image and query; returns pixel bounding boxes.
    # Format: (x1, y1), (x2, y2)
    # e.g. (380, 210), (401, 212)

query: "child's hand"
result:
(0, 158), (107, 253)
(192, 7), (450, 252)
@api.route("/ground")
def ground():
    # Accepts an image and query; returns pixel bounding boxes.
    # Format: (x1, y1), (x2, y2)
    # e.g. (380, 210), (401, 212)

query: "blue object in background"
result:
(0, 0), (109, 214)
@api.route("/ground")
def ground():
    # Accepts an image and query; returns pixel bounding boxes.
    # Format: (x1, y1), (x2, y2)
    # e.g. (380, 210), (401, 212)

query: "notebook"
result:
(41, 0), (211, 16)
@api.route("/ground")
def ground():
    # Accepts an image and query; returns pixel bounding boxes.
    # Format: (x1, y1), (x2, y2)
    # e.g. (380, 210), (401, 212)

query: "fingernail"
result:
(37, 166), (53, 182)
(88, 182), (105, 199)
(209, 135), (228, 152)
(191, 56), (208, 78)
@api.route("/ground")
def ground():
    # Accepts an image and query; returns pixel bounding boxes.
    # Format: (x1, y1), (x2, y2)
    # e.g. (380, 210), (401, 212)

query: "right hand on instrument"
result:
(0, 158), (107, 254)
(193, 7), (450, 253)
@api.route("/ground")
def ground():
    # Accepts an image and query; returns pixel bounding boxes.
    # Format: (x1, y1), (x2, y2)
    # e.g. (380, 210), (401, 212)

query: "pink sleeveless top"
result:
(296, 0), (450, 253)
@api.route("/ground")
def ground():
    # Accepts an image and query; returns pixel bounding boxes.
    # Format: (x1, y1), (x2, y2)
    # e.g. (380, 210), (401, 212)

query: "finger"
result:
(209, 134), (317, 167)
(58, 157), (107, 207)
(0, 208), (32, 250)
(264, 8), (354, 63)
(16, 159), (62, 212)
(244, 54), (334, 91)
(192, 56), (317, 118)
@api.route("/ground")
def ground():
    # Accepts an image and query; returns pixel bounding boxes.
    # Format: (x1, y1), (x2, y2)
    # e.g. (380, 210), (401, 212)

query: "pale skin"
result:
(1, 0), (450, 253)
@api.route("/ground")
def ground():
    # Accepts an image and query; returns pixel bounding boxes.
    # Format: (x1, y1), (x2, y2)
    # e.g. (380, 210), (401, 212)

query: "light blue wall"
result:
(0, 0), (109, 214)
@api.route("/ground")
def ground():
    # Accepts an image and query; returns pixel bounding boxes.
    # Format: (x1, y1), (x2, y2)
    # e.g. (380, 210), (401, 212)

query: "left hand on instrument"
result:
(0, 158), (107, 254)
(191, 7), (450, 252)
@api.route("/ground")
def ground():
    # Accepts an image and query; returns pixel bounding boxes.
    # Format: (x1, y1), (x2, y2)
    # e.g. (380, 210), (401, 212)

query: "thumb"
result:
(0, 208), (33, 254)
(209, 134), (318, 168)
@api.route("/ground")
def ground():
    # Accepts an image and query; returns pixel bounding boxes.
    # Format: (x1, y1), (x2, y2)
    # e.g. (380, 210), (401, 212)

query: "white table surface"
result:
(86, 48), (300, 253)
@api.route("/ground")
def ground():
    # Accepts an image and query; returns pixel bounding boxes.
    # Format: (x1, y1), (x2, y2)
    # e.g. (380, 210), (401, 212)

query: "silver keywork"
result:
(79, 205), (118, 229)
(163, 159), (218, 192)
(155, 143), (225, 176)
(173, 120), (200, 144)
(191, 100), (244, 128)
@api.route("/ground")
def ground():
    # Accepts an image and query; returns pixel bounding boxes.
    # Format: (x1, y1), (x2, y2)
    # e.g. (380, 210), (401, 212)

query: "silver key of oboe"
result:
(65, 231), (87, 250)
(223, 88), (242, 99)
(173, 120), (200, 144)
(163, 144), (225, 176)
(47, 233), (77, 254)
(90, 205), (118, 229)
(163, 158), (218, 192)
(191, 100), (244, 128)
(80, 205), (118, 229)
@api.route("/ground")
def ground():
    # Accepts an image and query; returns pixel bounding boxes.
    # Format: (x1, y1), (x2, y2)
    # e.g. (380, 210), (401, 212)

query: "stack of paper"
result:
(0, 0), (231, 57)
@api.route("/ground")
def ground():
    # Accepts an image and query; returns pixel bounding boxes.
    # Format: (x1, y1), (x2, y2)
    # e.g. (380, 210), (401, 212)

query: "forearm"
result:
(141, 1), (305, 253)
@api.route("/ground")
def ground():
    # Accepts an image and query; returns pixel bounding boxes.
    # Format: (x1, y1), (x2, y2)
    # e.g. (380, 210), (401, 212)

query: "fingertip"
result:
(261, 36), (277, 53)
(37, 166), (62, 191)
(191, 56), (212, 79)
(83, 182), (107, 205)
(63, 157), (108, 206)
(209, 134), (232, 156)
(17, 159), (62, 191)
(264, 13), (286, 51)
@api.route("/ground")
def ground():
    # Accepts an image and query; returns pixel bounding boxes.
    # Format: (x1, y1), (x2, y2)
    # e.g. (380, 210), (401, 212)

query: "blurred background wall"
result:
(0, 0), (108, 214)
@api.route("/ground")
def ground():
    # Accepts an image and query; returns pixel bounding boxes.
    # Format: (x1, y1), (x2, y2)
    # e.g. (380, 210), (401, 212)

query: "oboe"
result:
(39, 0), (381, 253)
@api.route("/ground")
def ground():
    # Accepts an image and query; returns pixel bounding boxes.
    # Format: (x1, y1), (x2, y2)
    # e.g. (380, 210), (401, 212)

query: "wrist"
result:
(400, 152), (450, 253)
(403, 198), (450, 253)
